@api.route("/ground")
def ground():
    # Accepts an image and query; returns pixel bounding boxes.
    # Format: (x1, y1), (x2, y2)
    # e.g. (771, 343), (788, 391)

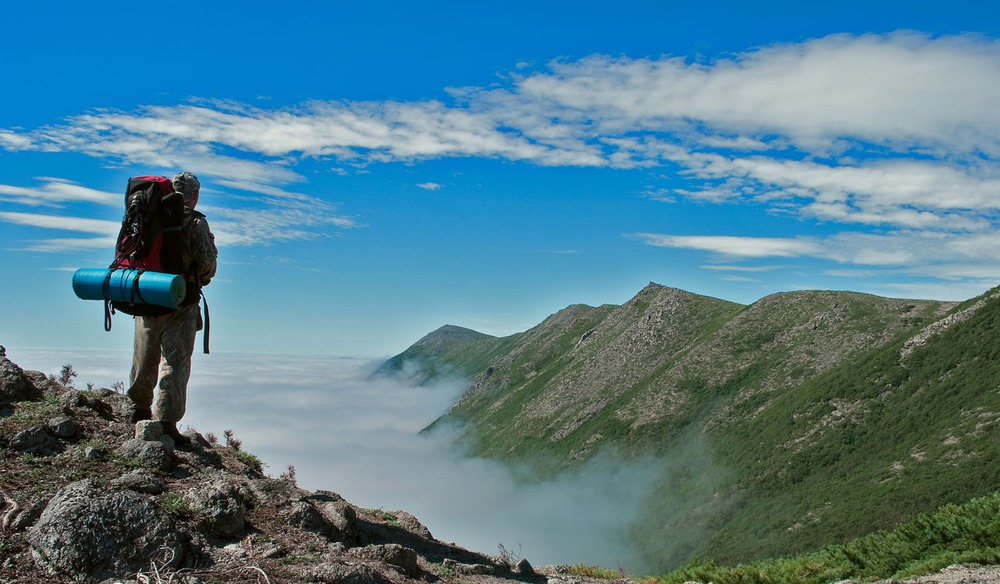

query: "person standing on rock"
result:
(126, 172), (217, 447)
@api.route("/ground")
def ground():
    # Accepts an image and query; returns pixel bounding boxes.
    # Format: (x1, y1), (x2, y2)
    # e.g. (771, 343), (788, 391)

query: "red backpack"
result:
(105, 176), (188, 320)
(111, 176), (186, 277)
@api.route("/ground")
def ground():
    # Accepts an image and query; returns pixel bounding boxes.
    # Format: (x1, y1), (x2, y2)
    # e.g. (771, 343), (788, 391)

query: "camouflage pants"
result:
(126, 304), (201, 423)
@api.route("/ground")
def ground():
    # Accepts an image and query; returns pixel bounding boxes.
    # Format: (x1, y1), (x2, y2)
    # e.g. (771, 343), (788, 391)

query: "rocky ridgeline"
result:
(0, 346), (558, 584)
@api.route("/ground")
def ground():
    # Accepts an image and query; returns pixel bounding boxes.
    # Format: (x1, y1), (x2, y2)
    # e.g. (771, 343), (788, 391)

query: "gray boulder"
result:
(442, 558), (496, 575)
(111, 469), (166, 495)
(47, 416), (77, 439)
(61, 389), (114, 418)
(313, 561), (394, 584)
(27, 479), (186, 580)
(295, 491), (359, 544)
(9, 425), (62, 455)
(351, 543), (419, 576)
(9, 426), (50, 451)
(287, 500), (329, 532)
(514, 557), (535, 575)
(394, 510), (433, 539)
(184, 480), (249, 538)
(116, 438), (174, 471)
(0, 348), (40, 402)
(134, 420), (164, 441)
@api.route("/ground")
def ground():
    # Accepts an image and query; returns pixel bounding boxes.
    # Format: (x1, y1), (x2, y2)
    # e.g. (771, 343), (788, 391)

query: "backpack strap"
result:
(200, 290), (211, 355)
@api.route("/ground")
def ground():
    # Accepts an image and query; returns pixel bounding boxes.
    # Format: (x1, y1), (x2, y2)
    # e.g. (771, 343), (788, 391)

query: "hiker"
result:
(126, 171), (217, 446)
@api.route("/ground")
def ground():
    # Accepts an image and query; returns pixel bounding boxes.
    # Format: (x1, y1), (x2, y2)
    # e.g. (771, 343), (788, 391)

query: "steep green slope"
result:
(379, 282), (1000, 570)
(443, 284), (743, 469)
(428, 285), (948, 467)
(700, 286), (1000, 563)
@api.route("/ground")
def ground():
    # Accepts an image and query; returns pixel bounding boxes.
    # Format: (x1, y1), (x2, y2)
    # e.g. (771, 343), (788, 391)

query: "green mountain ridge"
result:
(379, 282), (1000, 571)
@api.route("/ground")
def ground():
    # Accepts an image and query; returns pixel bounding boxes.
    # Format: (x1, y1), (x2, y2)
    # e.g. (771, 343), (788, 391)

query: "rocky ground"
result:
(866, 564), (1000, 584)
(2, 345), (1000, 584)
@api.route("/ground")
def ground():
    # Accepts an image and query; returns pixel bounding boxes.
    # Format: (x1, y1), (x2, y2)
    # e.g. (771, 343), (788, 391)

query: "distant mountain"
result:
(380, 282), (1000, 571)
(374, 324), (497, 384)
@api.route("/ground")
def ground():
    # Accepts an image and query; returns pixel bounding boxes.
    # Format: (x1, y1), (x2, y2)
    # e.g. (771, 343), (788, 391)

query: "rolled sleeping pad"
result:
(72, 268), (186, 309)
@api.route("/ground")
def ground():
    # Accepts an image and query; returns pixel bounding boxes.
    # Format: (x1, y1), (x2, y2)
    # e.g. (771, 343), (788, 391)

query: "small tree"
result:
(224, 429), (242, 451)
(58, 364), (78, 387)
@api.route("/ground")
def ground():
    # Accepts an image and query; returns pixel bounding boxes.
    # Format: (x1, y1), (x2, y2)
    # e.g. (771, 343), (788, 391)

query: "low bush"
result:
(656, 491), (1000, 584)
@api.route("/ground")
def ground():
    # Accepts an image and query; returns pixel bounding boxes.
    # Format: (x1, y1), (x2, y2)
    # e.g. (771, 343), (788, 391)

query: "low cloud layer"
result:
(12, 349), (662, 572)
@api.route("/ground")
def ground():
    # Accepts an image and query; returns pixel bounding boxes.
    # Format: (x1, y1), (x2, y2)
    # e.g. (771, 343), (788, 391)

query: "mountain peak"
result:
(417, 324), (493, 346)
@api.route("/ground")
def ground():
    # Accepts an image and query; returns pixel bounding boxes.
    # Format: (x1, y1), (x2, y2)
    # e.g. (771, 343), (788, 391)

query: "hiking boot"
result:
(162, 422), (192, 448)
(129, 407), (152, 423)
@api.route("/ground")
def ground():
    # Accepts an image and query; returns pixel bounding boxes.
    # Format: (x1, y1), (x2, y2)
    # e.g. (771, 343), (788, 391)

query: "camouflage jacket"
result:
(181, 209), (217, 303)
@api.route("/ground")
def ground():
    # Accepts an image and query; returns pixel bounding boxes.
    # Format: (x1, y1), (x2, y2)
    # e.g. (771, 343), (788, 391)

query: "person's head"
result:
(172, 172), (201, 208)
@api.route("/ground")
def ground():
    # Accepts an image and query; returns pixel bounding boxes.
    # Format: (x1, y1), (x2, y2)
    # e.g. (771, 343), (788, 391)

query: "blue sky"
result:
(3, 0), (1000, 358)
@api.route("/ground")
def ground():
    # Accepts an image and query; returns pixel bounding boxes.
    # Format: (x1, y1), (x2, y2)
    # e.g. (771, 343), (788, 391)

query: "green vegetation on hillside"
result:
(379, 283), (1000, 572)
(698, 289), (1000, 564)
(657, 490), (1000, 584)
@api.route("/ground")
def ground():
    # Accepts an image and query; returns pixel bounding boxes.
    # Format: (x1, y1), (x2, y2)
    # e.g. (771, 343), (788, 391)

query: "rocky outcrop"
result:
(900, 287), (1000, 361)
(0, 345), (42, 404)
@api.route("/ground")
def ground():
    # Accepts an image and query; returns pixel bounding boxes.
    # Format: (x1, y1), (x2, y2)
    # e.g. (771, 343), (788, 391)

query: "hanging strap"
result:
(104, 299), (115, 332)
(201, 290), (211, 354)
(102, 269), (116, 331)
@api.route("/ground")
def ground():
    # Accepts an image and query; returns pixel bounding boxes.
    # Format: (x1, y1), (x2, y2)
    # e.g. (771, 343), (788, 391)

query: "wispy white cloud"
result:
(702, 264), (784, 273)
(714, 157), (1000, 230)
(205, 198), (357, 247)
(5, 33), (998, 173)
(416, 182), (443, 191)
(632, 230), (1000, 286)
(0, 175), (358, 251)
(16, 236), (118, 252)
(2, 32), (1000, 282)
(0, 211), (119, 235)
(0, 179), (119, 207)
(0, 210), (120, 252)
(507, 32), (1000, 155)
(633, 234), (822, 258)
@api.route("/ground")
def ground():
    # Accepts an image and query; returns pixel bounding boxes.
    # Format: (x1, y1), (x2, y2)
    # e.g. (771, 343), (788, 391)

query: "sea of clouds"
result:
(9, 347), (662, 572)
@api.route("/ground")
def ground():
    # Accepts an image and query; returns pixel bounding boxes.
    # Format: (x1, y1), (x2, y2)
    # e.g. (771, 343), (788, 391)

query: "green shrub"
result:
(160, 493), (194, 517)
(656, 491), (1000, 584)
(566, 563), (621, 579)
(233, 449), (263, 472)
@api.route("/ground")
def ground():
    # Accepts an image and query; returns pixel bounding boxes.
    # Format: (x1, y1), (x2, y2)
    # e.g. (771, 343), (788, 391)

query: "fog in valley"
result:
(11, 348), (664, 572)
